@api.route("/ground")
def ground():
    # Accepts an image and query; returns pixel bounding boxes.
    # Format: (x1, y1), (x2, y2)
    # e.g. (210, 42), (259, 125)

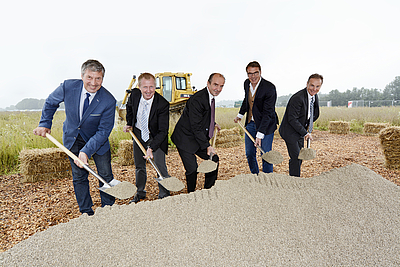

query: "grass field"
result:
(1, 106), (399, 175)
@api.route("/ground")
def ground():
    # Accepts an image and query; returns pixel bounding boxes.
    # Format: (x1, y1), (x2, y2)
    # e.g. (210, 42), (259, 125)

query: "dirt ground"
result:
(1, 130), (399, 252)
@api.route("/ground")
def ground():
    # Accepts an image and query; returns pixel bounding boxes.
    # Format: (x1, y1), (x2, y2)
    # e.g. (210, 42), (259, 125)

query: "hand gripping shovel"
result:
(197, 129), (218, 173)
(237, 121), (283, 165)
(45, 133), (137, 199)
(298, 138), (316, 160)
(128, 130), (184, 192)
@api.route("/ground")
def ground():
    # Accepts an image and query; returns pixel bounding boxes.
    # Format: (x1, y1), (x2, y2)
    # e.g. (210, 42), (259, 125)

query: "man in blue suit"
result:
(33, 59), (116, 216)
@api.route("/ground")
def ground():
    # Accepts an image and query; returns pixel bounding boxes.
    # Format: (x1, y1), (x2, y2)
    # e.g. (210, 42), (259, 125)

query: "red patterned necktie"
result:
(209, 98), (215, 139)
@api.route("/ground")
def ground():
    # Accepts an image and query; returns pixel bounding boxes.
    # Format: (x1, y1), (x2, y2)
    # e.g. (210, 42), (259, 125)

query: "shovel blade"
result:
(158, 177), (185, 192)
(298, 148), (316, 161)
(100, 180), (137, 200)
(197, 160), (218, 173)
(261, 150), (284, 165)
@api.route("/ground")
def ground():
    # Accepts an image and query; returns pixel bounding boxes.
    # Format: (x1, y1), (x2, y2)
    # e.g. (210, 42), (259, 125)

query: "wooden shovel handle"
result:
(237, 120), (265, 153)
(45, 133), (85, 166)
(128, 129), (147, 155)
(212, 127), (217, 147)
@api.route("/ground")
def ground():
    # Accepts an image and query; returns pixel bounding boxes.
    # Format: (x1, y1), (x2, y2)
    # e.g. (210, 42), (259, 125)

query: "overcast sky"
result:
(1, 0), (399, 109)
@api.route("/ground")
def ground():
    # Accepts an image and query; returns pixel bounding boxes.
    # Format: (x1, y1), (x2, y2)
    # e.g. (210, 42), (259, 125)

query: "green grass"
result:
(1, 106), (400, 175)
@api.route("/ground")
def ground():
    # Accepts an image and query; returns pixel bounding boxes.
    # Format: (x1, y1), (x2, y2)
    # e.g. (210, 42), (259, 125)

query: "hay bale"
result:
(363, 122), (390, 135)
(215, 127), (242, 148)
(379, 126), (400, 170)
(329, 121), (350, 134)
(19, 148), (71, 183)
(117, 139), (134, 166)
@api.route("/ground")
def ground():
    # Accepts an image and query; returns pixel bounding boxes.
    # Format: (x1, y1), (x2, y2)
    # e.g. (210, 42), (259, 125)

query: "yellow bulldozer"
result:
(116, 72), (197, 121)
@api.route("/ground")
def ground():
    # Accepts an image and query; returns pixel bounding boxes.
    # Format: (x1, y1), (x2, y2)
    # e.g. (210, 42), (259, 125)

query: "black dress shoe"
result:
(129, 194), (145, 204)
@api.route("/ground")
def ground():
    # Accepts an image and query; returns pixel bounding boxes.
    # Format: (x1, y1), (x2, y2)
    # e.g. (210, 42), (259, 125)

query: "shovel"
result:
(128, 130), (184, 192)
(237, 121), (283, 165)
(197, 129), (218, 173)
(45, 133), (137, 200)
(298, 138), (316, 160)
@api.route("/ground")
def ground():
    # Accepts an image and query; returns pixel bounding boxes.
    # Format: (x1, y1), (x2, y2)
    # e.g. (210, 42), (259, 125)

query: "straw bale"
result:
(19, 148), (71, 183)
(329, 121), (350, 134)
(363, 122), (389, 135)
(214, 127), (242, 148)
(117, 139), (134, 166)
(379, 126), (400, 170)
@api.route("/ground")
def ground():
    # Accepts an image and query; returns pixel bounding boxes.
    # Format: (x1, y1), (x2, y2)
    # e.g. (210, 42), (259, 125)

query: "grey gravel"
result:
(1, 163), (399, 266)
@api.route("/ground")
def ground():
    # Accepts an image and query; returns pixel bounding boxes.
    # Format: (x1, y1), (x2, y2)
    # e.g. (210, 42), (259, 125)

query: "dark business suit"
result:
(238, 78), (278, 173)
(39, 79), (116, 214)
(126, 88), (170, 199)
(279, 88), (319, 177)
(171, 87), (219, 193)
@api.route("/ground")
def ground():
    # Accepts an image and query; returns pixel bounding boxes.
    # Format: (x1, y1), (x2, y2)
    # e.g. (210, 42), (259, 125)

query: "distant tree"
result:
(383, 76), (400, 100)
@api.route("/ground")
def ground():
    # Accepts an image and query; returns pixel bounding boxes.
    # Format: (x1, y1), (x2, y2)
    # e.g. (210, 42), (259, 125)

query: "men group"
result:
(34, 59), (322, 213)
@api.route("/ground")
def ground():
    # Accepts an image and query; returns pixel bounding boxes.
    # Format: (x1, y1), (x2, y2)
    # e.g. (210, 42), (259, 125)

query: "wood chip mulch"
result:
(1, 130), (399, 252)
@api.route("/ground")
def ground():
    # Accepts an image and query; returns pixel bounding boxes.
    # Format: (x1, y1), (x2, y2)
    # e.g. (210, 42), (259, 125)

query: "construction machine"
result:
(116, 72), (197, 121)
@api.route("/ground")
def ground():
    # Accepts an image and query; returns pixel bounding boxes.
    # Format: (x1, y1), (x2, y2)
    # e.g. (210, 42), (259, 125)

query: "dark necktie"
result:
(209, 98), (215, 139)
(309, 96), (314, 133)
(82, 93), (90, 115)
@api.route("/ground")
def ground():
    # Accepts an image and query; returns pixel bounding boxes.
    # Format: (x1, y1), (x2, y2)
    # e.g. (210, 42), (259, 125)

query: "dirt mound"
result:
(1, 164), (399, 266)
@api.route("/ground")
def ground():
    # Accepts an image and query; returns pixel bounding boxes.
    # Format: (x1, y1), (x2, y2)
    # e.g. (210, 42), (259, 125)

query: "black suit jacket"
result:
(238, 78), (279, 135)
(171, 87), (211, 153)
(125, 89), (169, 154)
(279, 88), (319, 141)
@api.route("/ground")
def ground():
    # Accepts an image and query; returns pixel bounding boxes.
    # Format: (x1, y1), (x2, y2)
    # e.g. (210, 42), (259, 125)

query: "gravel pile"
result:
(1, 163), (399, 266)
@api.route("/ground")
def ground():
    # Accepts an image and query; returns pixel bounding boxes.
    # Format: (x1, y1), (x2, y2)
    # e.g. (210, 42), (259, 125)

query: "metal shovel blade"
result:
(101, 180), (137, 200)
(158, 177), (185, 192)
(261, 150), (284, 165)
(197, 153), (218, 173)
(298, 139), (316, 160)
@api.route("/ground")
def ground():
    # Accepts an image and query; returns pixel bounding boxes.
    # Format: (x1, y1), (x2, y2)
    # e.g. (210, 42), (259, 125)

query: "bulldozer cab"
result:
(155, 72), (196, 113)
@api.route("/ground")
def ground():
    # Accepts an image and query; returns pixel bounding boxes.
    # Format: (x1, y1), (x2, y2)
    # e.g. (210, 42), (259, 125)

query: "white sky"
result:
(1, 0), (399, 109)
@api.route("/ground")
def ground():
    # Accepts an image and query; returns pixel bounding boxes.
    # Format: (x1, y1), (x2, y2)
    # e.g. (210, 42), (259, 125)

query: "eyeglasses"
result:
(247, 71), (260, 77)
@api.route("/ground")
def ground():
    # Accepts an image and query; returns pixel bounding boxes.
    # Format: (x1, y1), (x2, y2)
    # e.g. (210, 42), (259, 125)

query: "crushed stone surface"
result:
(1, 164), (399, 266)
(263, 150), (284, 164)
(197, 160), (218, 173)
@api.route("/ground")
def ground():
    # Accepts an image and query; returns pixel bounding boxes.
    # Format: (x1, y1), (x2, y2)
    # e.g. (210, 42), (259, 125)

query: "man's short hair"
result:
(308, 73), (324, 84)
(138, 72), (156, 87)
(246, 61), (261, 72)
(207, 73), (225, 84)
(81, 59), (105, 77)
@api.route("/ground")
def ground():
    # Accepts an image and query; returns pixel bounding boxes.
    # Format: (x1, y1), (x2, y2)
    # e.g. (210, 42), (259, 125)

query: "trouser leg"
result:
(153, 148), (170, 199)
(93, 149), (115, 207)
(133, 129), (147, 198)
(69, 135), (93, 215)
(261, 132), (274, 173)
(245, 121), (259, 174)
(284, 137), (303, 177)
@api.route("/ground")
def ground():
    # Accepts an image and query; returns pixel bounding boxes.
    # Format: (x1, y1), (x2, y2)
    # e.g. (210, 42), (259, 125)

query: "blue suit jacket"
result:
(39, 79), (116, 157)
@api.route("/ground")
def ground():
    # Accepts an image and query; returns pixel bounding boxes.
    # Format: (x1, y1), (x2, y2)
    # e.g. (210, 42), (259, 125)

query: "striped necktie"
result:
(140, 102), (150, 142)
(308, 96), (314, 133)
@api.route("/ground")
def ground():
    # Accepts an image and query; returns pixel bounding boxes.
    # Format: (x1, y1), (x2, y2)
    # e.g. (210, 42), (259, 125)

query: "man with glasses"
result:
(234, 61), (279, 174)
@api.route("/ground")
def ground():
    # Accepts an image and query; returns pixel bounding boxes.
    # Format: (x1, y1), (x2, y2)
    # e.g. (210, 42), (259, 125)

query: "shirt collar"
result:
(206, 86), (215, 106)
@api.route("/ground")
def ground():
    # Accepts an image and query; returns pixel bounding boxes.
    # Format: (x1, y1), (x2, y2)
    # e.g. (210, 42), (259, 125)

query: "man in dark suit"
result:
(33, 59), (116, 216)
(279, 73), (323, 177)
(171, 73), (225, 193)
(123, 73), (170, 203)
(234, 61), (279, 174)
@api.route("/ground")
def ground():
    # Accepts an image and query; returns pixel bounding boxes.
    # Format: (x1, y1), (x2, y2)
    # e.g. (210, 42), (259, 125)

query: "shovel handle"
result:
(45, 133), (111, 187)
(237, 120), (266, 154)
(128, 129), (163, 178)
(307, 138), (311, 148)
(212, 127), (217, 147)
